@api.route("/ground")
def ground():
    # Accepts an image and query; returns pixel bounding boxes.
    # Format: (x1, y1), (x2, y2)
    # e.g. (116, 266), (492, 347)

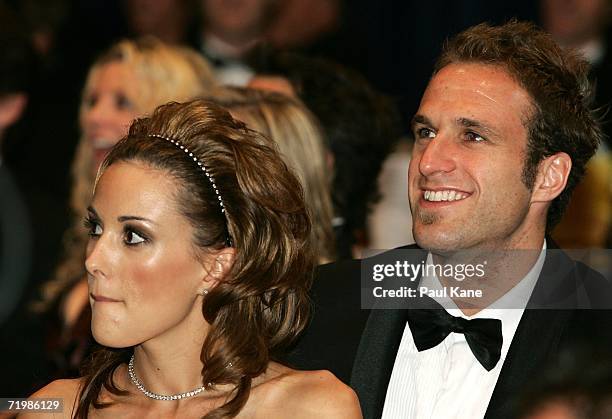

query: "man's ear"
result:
(530, 152), (572, 204)
(0, 93), (28, 130)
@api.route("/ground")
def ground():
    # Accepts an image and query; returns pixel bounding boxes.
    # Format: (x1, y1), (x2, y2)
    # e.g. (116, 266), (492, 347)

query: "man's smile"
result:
(422, 189), (470, 202)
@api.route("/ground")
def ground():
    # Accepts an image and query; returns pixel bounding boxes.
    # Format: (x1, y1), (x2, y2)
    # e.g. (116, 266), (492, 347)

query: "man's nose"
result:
(417, 134), (457, 177)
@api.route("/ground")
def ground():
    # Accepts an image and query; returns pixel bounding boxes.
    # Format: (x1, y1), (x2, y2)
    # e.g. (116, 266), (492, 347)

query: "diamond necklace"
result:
(128, 354), (208, 401)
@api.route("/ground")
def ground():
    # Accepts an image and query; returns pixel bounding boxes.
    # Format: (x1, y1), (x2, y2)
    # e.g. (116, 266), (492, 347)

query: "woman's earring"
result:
(200, 289), (209, 296)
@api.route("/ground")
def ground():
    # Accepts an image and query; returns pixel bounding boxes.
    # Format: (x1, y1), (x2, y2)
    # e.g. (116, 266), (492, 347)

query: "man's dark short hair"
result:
(434, 20), (603, 231)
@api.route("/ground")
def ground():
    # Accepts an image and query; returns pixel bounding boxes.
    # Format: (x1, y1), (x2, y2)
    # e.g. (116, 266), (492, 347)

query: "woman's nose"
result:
(85, 236), (110, 280)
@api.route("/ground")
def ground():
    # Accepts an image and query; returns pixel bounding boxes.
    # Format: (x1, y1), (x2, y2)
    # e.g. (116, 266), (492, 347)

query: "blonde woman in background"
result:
(31, 37), (217, 383)
(208, 87), (335, 263)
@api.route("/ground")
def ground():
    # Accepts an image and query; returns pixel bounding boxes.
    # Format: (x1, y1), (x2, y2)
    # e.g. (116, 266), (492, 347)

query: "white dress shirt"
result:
(381, 242), (546, 419)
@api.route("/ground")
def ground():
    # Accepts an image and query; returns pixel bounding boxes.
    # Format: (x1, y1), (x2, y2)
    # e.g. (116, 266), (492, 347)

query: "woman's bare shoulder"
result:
(17, 379), (82, 419)
(34, 378), (82, 396)
(265, 367), (362, 418)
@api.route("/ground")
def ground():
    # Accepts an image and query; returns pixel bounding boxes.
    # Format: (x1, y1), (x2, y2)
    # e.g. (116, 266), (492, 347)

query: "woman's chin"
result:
(91, 324), (137, 348)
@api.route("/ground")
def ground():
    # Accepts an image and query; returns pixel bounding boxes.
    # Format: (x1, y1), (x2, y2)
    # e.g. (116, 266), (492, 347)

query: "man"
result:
(198, 0), (279, 85)
(286, 20), (612, 419)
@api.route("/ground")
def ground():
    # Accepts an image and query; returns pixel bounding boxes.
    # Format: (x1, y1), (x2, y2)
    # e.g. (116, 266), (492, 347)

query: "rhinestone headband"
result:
(149, 134), (233, 246)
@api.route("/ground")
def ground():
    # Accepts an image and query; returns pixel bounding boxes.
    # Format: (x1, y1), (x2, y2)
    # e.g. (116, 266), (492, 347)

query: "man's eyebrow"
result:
(457, 117), (500, 138)
(411, 114), (433, 129)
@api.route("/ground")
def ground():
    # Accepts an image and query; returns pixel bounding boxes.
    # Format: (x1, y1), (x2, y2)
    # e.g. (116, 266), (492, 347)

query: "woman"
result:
(25, 99), (361, 418)
(207, 87), (335, 263)
(31, 38), (216, 380)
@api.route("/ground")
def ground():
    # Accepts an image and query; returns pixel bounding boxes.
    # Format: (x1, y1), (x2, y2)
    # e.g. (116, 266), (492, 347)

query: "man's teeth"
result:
(423, 190), (467, 202)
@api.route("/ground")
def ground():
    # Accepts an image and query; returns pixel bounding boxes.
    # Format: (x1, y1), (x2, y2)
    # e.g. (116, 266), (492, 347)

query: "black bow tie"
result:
(406, 301), (503, 371)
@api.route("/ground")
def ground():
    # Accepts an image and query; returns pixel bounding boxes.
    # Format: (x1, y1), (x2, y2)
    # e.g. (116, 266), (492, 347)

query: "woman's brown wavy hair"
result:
(74, 99), (315, 418)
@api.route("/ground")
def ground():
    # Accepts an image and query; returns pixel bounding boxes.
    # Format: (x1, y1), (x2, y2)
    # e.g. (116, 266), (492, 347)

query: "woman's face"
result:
(81, 62), (141, 174)
(85, 161), (210, 348)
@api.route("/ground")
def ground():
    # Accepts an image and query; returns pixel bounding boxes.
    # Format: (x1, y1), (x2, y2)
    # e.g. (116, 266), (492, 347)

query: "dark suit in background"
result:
(0, 163), (31, 325)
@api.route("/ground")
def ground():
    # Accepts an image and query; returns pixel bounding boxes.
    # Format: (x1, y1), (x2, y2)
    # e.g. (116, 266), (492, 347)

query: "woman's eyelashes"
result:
(123, 226), (148, 246)
(84, 216), (102, 238)
(83, 216), (149, 246)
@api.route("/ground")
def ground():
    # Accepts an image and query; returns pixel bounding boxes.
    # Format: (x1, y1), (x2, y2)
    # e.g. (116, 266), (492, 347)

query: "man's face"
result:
(409, 63), (537, 252)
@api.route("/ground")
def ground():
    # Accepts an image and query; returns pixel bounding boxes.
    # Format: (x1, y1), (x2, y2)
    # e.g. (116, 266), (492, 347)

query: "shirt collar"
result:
(420, 241), (547, 360)
(420, 239), (547, 317)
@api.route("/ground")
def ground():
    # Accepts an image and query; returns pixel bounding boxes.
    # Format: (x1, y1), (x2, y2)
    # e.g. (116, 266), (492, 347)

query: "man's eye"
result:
(465, 131), (485, 142)
(125, 229), (146, 245)
(417, 127), (436, 139)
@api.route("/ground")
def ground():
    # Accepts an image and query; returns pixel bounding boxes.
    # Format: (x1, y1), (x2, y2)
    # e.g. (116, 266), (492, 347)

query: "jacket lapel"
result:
(350, 308), (409, 419)
(485, 245), (576, 419)
(351, 245), (427, 419)
(484, 309), (571, 419)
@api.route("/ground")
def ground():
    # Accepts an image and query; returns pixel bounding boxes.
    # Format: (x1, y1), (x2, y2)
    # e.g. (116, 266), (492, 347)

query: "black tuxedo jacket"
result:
(285, 243), (612, 419)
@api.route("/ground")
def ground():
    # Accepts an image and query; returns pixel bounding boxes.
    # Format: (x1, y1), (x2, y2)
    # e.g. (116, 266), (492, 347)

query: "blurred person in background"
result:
(207, 86), (336, 263)
(47, 39), (216, 321)
(197, 0), (280, 85)
(542, 0), (612, 248)
(52, 0), (341, 86)
(14, 0), (70, 59)
(123, 0), (199, 45)
(264, 0), (340, 50)
(250, 53), (402, 257)
(0, 1), (72, 296)
(0, 4), (35, 326)
(3, 38), (217, 396)
(124, 0), (341, 73)
(542, 0), (612, 108)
